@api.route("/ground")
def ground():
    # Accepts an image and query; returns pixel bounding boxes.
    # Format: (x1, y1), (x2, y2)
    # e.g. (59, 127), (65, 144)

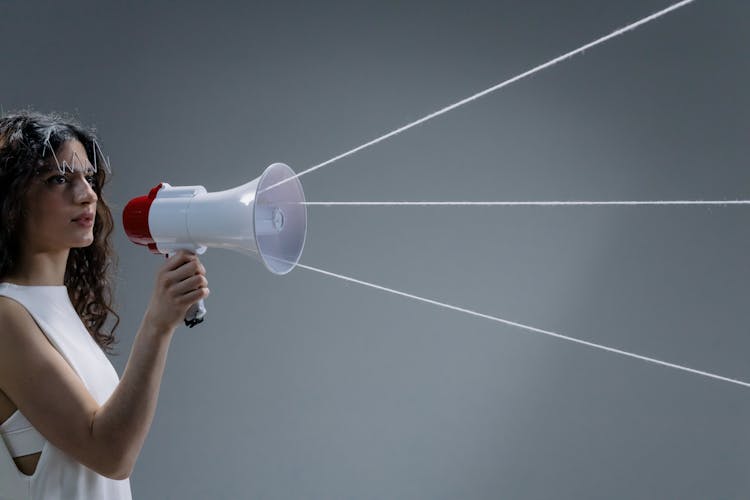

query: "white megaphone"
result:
(123, 162), (307, 328)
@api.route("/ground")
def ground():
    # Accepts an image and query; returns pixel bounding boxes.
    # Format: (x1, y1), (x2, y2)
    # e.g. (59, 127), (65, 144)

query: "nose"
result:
(73, 175), (98, 204)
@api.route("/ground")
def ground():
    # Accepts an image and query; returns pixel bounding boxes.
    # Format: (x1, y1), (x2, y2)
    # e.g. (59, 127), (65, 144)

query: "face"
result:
(21, 140), (99, 252)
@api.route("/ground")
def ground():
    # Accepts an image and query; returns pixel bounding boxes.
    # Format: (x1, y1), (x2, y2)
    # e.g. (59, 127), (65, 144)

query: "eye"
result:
(47, 175), (67, 185)
(46, 174), (97, 187)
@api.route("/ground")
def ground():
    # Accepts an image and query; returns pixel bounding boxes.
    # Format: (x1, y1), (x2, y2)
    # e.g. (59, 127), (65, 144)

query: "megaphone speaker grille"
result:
(255, 163), (307, 274)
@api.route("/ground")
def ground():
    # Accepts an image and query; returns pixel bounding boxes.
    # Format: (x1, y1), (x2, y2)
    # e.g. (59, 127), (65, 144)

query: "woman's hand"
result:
(144, 250), (210, 333)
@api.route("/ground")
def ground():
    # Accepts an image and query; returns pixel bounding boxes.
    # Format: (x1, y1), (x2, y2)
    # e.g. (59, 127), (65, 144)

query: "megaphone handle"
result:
(165, 252), (207, 328)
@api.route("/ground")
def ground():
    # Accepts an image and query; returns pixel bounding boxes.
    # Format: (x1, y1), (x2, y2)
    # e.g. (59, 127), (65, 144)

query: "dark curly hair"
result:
(0, 109), (120, 354)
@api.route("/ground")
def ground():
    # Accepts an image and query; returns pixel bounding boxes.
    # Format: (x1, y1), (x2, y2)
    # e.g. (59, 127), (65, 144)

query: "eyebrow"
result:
(36, 164), (97, 175)
(34, 166), (55, 175)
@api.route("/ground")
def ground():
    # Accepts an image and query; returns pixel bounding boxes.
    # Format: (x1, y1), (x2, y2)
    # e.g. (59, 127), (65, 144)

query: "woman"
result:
(0, 110), (209, 499)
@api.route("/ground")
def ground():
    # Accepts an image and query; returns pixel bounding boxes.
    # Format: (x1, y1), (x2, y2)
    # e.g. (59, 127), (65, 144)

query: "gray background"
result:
(2, 0), (749, 498)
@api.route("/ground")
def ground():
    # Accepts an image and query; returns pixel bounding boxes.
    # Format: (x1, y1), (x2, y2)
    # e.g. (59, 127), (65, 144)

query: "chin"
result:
(71, 236), (96, 248)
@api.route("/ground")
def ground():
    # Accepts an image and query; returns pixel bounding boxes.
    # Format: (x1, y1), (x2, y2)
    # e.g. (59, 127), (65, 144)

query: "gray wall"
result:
(2, 1), (749, 498)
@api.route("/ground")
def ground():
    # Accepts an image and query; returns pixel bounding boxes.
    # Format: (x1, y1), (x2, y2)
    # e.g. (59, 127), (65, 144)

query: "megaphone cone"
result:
(123, 163), (307, 326)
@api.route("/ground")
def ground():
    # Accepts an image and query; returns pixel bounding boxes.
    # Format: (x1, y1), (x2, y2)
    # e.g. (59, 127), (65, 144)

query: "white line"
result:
(300, 200), (749, 206)
(294, 261), (750, 390)
(261, 0), (697, 194)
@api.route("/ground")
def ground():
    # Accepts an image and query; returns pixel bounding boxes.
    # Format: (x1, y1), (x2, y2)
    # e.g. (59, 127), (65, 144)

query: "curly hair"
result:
(0, 109), (120, 354)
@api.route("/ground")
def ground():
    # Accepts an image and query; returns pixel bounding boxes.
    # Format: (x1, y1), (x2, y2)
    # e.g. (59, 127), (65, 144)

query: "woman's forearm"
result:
(90, 314), (175, 479)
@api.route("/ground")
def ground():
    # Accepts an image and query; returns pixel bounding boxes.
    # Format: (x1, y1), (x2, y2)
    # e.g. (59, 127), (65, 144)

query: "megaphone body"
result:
(123, 163), (307, 327)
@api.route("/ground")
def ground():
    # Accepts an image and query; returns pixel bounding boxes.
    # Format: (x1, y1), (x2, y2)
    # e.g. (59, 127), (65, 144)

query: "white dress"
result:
(0, 283), (132, 500)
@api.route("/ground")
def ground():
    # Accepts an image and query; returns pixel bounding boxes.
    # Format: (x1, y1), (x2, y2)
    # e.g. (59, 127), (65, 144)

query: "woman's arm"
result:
(0, 251), (208, 480)
(90, 316), (174, 479)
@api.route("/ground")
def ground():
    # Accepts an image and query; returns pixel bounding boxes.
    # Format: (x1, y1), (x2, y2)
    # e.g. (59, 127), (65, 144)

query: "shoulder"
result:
(0, 295), (51, 369)
(0, 295), (35, 335)
(0, 294), (26, 313)
(0, 295), (31, 328)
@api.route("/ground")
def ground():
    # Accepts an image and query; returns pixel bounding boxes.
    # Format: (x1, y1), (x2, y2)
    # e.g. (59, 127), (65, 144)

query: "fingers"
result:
(146, 250), (210, 331)
(180, 286), (210, 304)
(162, 249), (199, 273)
(161, 251), (208, 299)
(173, 273), (208, 298)
(168, 259), (205, 285)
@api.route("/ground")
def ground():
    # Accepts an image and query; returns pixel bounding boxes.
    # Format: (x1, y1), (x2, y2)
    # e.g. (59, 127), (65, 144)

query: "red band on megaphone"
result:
(123, 183), (164, 251)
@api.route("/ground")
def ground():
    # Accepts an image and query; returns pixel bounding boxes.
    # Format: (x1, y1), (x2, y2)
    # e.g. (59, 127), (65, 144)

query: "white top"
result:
(0, 283), (132, 500)
(0, 410), (46, 458)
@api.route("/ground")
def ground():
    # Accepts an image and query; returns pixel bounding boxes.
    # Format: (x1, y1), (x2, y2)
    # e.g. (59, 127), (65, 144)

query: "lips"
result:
(72, 212), (95, 222)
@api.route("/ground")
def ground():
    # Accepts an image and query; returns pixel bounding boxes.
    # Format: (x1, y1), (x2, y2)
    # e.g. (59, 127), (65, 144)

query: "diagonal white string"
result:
(300, 200), (750, 206)
(292, 261), (750, 390)
(261, 0), (697, 194)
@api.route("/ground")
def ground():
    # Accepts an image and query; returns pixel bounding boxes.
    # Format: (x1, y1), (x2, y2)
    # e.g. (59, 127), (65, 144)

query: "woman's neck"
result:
(3, 250), (70, 286)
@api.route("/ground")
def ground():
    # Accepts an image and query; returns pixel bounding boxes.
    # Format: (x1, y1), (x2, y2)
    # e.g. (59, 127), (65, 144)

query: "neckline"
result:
(0, 282), (67, 289)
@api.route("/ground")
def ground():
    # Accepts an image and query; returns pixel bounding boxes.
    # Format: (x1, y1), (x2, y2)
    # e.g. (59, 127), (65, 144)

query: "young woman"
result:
(0, 111), (209, 499)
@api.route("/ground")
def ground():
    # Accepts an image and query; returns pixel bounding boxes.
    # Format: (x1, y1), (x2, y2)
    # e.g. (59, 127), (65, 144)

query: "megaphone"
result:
(122, 162), (307, 328)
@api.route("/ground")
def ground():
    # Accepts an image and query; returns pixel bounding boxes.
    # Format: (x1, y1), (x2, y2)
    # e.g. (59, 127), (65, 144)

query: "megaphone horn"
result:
(122, 162), (307, 327)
